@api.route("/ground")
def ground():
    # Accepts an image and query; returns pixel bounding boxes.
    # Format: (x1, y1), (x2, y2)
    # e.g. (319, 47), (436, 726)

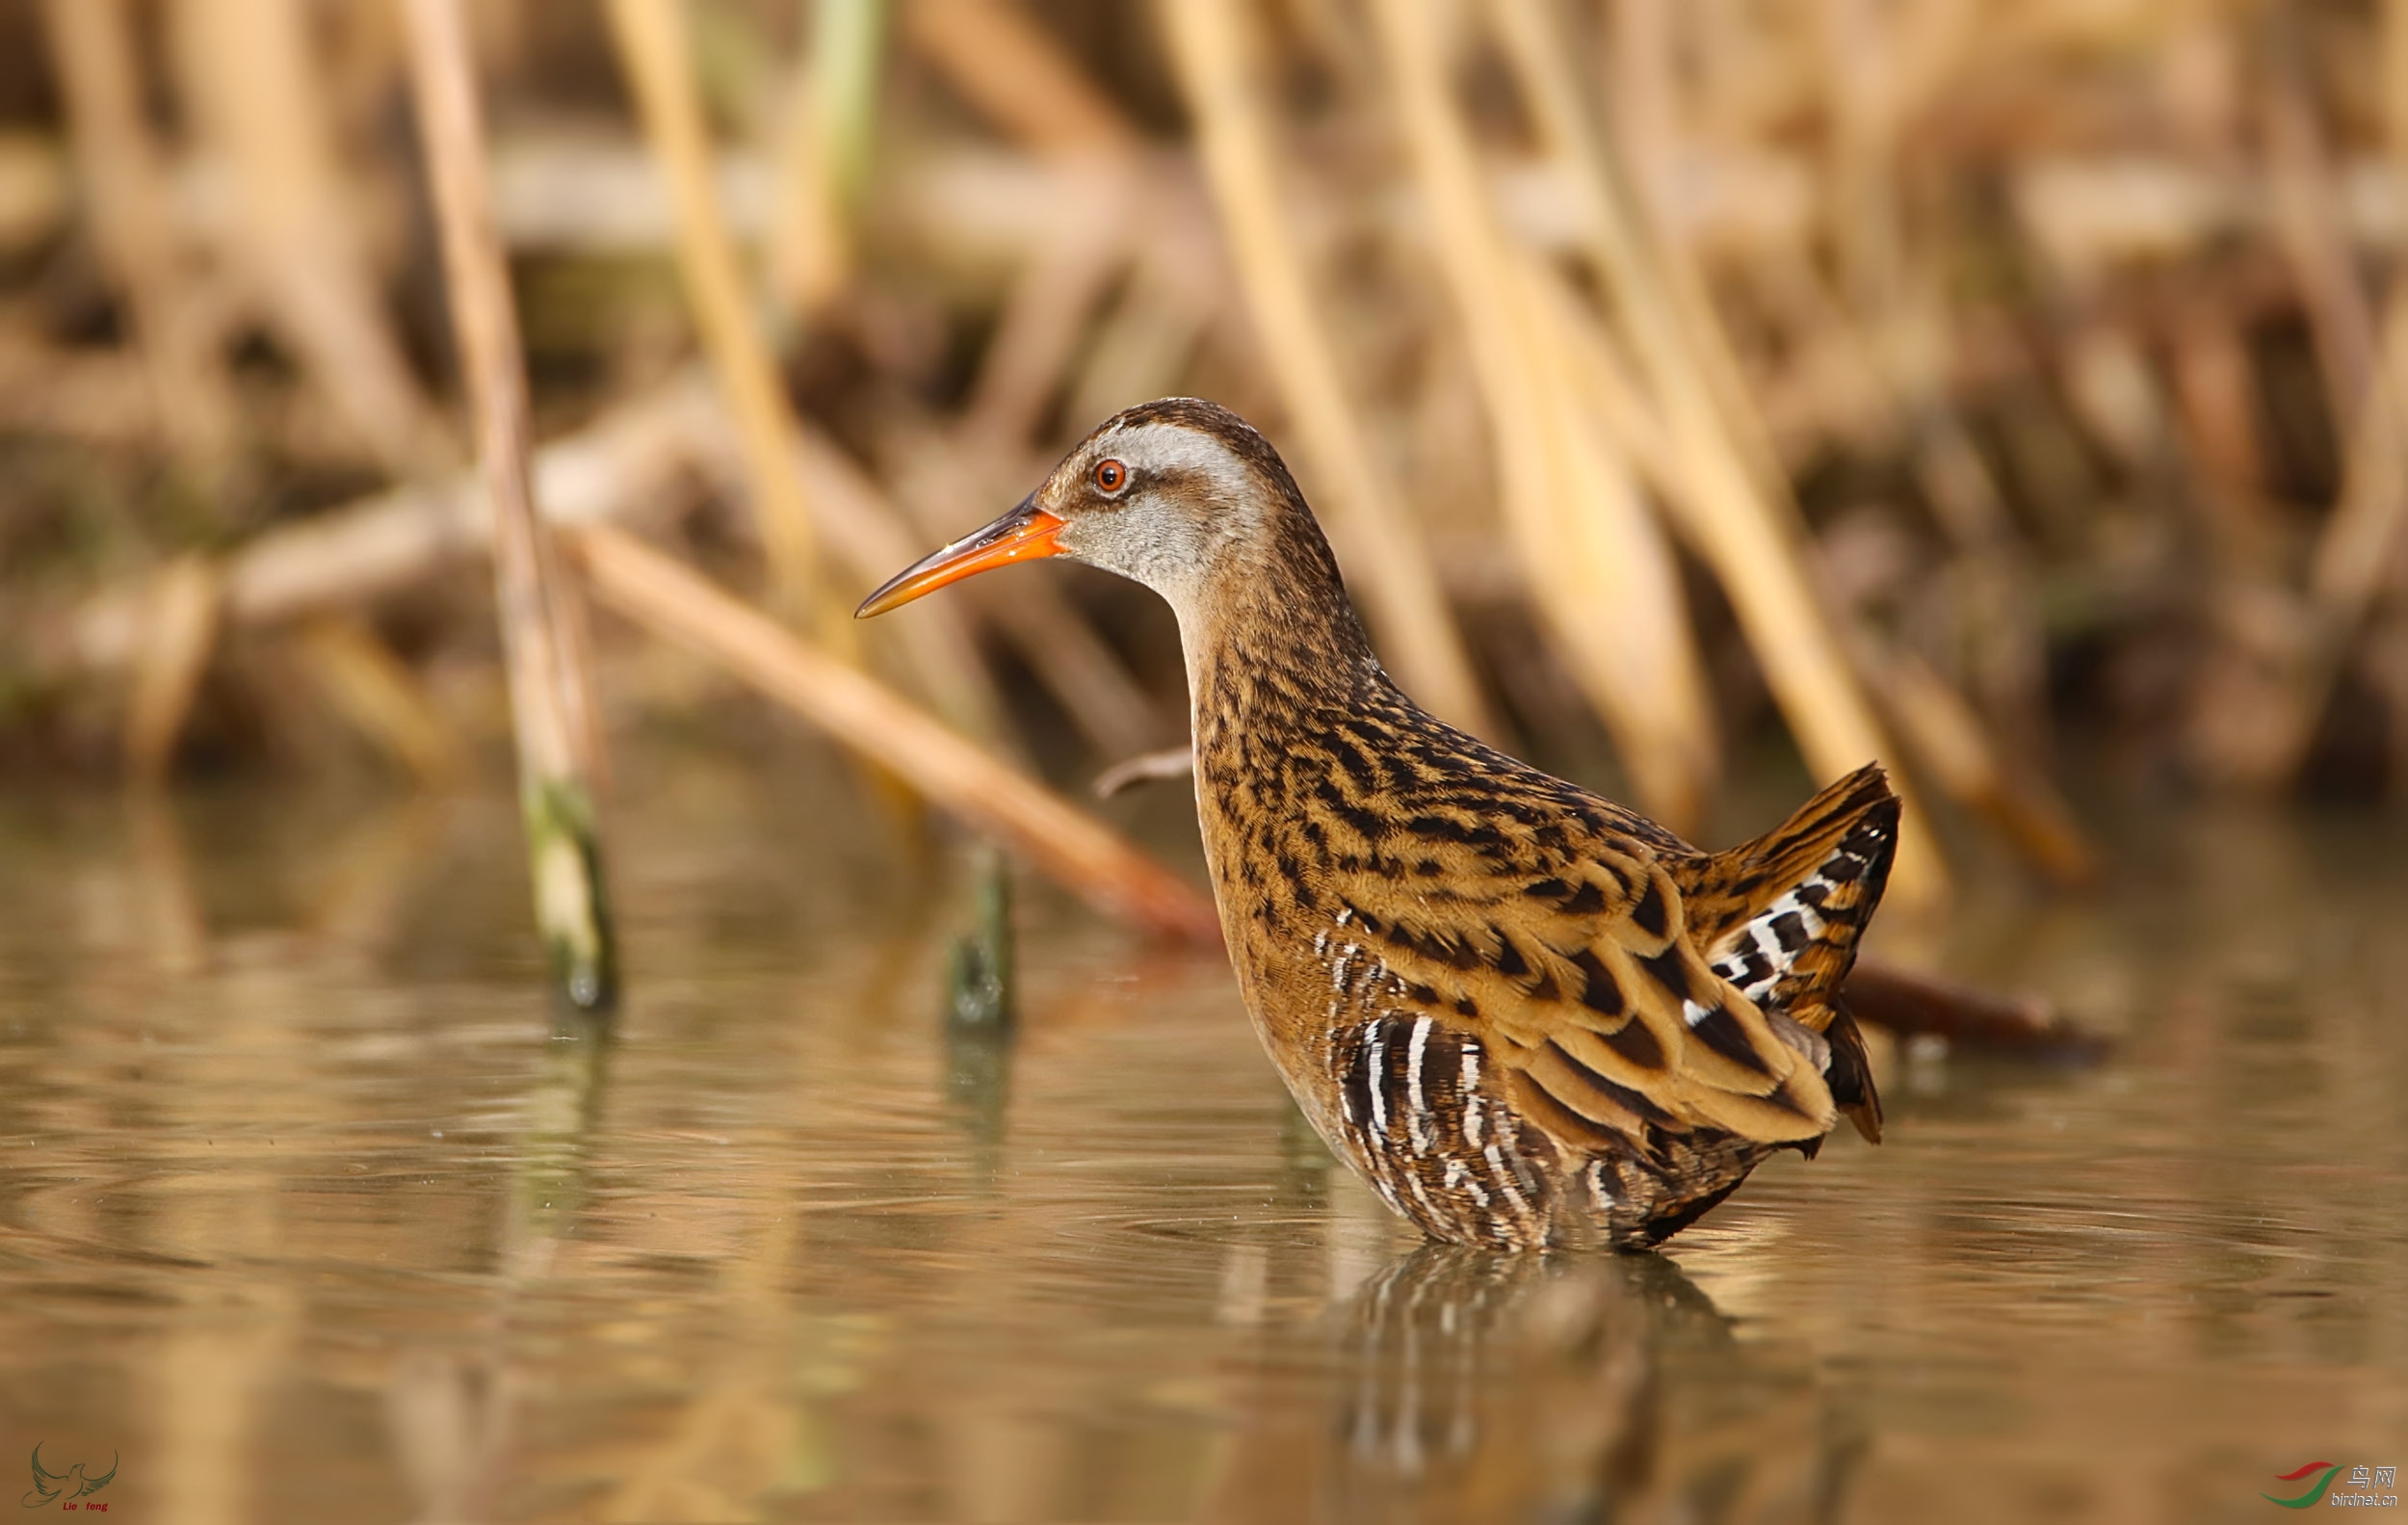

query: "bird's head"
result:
(856, 398), (1323, 622)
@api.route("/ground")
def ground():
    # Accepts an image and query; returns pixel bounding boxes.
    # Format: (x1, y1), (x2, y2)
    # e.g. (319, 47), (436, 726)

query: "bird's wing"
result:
(1315, 825), (1837, 1163)
(74, 1455), (118, 1498)
(26, 1445), (63, 1503)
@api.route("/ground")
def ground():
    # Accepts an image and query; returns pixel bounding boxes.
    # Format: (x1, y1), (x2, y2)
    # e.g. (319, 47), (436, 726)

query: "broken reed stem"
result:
(1489, 0), (1947, 907)
(1161, 0), (1501, 742)
(570, 524), (1223, 945)
(402, 0), (617, 1012)
(603, 0), (825, 626)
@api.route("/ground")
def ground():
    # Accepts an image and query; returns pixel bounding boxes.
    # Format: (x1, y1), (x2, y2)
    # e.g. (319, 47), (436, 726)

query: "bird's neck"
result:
(1170, 509), (1387, 762)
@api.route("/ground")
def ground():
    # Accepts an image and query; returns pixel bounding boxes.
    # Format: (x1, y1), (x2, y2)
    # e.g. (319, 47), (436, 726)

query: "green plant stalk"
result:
(406, 0), (624, 1014)
(944, 847), (1013, 1031)
(809, 0), (889, 218)
(526, 776), (618, 1012)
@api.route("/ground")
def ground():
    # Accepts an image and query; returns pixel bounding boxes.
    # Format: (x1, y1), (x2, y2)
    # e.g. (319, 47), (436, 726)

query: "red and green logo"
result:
(2264, 1461), (2343, 1509)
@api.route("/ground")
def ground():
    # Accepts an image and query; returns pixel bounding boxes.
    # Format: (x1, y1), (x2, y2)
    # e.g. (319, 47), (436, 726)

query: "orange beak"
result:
(854, 497), (1068, 618)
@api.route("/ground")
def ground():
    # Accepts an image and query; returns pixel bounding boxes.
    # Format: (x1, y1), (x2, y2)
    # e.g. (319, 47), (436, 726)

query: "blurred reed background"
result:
(4, 0), (2406, 932)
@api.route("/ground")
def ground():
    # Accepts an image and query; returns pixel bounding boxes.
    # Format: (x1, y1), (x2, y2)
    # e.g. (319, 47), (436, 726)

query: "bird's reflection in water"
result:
(1211, 1244), (1852, 1525)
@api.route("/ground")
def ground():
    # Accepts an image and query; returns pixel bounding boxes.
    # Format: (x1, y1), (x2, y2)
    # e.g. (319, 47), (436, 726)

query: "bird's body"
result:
(862, 398), (1898, 1249)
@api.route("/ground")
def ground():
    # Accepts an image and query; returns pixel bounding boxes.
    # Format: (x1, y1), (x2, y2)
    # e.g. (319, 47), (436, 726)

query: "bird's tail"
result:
(1674, 763), (1900, 1141)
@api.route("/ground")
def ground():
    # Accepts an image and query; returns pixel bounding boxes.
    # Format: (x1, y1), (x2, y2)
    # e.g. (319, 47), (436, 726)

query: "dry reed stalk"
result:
(1162, 0), (1502, 742)
(2254, 205), (2408, 784)
(858, 0), (1191, 755)
(892, 0), (1247, 752)
(781, 419), (1011, 743)
(1512, 256), (1718, 826)
(0, 334), (383, 462)
(0, 135), (66, 252)
(172, 0), (450, 478)
(39, 0), (235, 472)
(959, 186), (1132, 449)
(1538, 262), (2100, 882)
(35, 377), (716, 682)
(2059, 328), (2167, 470)
(1807, 1), (2045, 751)
(1597, 0), (1793, 509)
(2321, 258), (2408, 622)
(1369, 0), (1711, 828)
(1490, 0), (1944, 903)
(801, 0), (889, 219)
(763, 0), (891, 321)
(403, 0), (617, 1011)
(604, 0), (824, 624)
(295, 616), (464, 787)
(2388, 0), (2408, 160)
(643, 388), (1015, 748)
(2262, 0), (2408, 792)
(943, 561), (1169, 757)
(902, 0), (1141, 155)
(32, 373), (1013, 749)
(767, 13), (856, 314)
(1606, 0), (1676, 216)
(1862, 644), (2098, 887)
(2168, 320), (2267, 503)
(1066, 258), (1214, 432)
(124, 554), (222, 783)
(1906, 395), (2050, 749)
(570, 524), (1222, 944)
(2264, 13), (2377, 433)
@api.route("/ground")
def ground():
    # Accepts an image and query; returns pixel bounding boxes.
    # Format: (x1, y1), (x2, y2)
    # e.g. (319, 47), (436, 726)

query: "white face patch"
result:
(1095, 419), (1258, 500)
(1049, 419), (1267, 618)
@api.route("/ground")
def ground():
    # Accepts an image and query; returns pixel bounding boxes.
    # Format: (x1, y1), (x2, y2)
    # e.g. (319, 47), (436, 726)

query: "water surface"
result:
(2, 762), (2403, 1522)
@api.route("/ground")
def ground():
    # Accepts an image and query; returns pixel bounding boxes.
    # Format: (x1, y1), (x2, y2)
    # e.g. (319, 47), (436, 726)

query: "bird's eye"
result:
(1093, 459), (1128, 494)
